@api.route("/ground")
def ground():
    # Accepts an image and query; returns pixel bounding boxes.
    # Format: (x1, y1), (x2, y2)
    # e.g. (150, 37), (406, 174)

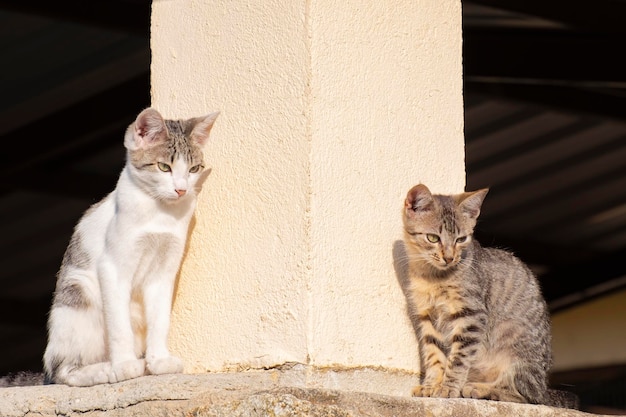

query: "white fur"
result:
(43, 109), (218, 386)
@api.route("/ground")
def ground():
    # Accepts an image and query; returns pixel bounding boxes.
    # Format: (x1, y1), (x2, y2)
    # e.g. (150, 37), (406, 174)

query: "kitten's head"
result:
(124, 108), (219, 203)
(402, 184), (488, 275)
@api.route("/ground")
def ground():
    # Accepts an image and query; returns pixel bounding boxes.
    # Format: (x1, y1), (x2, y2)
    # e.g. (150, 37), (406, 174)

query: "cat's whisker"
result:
(401, 183), (556, 406)
(42, 108), (219, 387)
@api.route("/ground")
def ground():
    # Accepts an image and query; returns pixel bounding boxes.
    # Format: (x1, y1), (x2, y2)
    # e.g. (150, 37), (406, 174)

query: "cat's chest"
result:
(411, 278), (467, 320)
(115, 193), (194, 235)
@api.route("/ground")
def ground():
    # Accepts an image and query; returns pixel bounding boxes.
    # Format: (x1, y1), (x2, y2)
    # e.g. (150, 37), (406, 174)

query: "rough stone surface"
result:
(0, 370), (620, 417)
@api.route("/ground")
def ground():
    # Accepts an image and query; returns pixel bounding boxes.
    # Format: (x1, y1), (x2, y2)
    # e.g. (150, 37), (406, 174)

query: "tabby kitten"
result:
(402, 184), (552, 404)
(43, 108), (219, 386)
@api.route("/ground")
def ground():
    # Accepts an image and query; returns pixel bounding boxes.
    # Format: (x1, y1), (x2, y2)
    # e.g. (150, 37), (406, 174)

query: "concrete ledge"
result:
(0, 370), (617, 417)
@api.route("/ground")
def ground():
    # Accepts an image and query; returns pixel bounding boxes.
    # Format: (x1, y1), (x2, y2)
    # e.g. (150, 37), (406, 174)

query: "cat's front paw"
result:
(146, 356), (183, 376)
(462, 383), (526, 403)
(432, 384), (461, 398)
(412, 384), (435, 397)
(111, 359), (146, 382)
(413, 384), (460, 398)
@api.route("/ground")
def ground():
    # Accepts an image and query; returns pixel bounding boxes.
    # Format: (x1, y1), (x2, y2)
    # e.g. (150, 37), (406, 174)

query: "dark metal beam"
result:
(463, 23), (626, 122)
(0, 296), (49, 328)
(465, 0), (626, 34)
(465, 82), (626, 123)
(1, 73), (149, 199)
(7, 170), (120, 201)
(542, 250), (626, 312)
(0, 0), (150, 35)
(464, 28), (626, 83)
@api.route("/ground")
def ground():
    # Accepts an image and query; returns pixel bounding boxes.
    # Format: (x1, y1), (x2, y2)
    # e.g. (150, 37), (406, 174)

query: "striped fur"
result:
(402, 184), (552, 404)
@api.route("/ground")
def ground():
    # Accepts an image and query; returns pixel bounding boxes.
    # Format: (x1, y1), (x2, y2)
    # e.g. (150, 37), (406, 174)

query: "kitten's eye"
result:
(426, 234), (440, 243)
(189, 164), (201, 173)
(456, 236), (468, 244)
(157, 162), (171, 172)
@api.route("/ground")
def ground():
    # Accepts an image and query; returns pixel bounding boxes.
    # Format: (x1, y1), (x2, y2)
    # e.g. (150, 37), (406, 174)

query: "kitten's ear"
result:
(457, 188), (489, 220)
(405, 184), (434, 214)
(190, 111), (220, 146)
(125, 108), (167, 150)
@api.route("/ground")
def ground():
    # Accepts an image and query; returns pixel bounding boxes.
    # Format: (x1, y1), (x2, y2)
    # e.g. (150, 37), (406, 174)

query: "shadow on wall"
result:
(392, 240), (425, 378)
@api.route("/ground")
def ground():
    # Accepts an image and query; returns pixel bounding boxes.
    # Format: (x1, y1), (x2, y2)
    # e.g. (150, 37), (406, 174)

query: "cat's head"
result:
(123, 108), (219, 203)
(402, 184), (488, 274)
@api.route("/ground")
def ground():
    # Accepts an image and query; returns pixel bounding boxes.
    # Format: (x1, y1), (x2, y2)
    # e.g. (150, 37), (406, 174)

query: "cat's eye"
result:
(426, 234), (440, 243)
(189, 165), (201, 173)
(157, 162), (171, 172)
(456, 236), (468, 244)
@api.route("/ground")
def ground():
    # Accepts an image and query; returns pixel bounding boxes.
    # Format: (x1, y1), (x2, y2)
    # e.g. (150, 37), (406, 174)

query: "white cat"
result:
(43, 108), (219, 386)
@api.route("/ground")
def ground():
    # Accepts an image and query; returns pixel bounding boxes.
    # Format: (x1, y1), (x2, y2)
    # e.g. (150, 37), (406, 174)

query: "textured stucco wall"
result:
(151, 0), (464, 379)
(307, 1), (464, 369)
(151, 1), (311, 372)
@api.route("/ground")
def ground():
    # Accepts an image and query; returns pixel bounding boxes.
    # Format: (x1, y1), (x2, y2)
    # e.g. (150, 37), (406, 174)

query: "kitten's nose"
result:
(443, 256), (454, 265)
(175, 189), (187, 197)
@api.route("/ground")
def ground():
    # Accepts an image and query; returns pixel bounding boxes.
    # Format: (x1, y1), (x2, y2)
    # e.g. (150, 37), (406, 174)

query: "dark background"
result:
(1, 1), (626, 413)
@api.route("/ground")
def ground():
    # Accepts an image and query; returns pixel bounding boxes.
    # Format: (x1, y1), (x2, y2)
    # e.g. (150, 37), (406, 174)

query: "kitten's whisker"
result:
(401, 183), (555, 406)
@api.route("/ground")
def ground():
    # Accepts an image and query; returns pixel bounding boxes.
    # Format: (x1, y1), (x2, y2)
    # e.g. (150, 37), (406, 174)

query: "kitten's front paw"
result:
(462, 384), (525, 403)
(146, 356), (183, 375)
(413, 384), (460, 398)
(462, 383), (485, 399)
(112, 359), (146, 382)
(412, 384), (434, 397)
(432, 384), (461, 398)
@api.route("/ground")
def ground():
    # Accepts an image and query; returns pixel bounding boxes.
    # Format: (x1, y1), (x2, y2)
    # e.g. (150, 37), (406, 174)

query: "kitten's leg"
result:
(436, 308), (486, 398)
(143, 258), (183, 376)
(99, 260), (146, 382)
(461, 361), (544, 404)
(511, 363), (548, 404)
(412, 312), (447, 397)
(467, 331), (548, 403)
(462, 382), (526, 403)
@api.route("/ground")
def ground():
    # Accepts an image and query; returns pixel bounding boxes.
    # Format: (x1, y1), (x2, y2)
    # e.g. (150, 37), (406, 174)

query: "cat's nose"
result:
(175, 189), (187, 197)
(443, 256), (454, 265)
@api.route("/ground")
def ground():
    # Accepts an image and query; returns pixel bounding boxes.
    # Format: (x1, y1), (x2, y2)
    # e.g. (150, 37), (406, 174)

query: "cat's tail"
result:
(511, 364), (579, 409)
(0, 371), (44, 387)
(545, 388), (580, 410)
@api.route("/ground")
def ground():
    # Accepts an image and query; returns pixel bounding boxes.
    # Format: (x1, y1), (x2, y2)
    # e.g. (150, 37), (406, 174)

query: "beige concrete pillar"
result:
(151, 0), (464, 395)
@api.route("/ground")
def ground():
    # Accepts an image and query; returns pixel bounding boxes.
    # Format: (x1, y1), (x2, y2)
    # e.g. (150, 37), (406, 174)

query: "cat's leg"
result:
(473, 330), (548, 403)
(510, 363), (548, 404)
(462, 382), (526, 403)
(44, 277), (114, 386)
(461, 357), (543, 403)
(62, 362), (114, 387)
(433, 309), (486, 398)
(412, 313), (447, 397)
(98, 260), (146, 382)
(462, 362), (543, 403)
(142, 257), (183, 376)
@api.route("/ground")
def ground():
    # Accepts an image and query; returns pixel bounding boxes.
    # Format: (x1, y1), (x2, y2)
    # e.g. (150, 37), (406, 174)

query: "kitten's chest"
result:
(410, 278), (468, 325)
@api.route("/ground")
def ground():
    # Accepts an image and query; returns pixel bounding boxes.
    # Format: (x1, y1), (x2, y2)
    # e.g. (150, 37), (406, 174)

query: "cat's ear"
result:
(405, 184), (434, 213)
(190, 111), (220, 146)
(457, 188), (489, 220)
(125, 108), (167, 150)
